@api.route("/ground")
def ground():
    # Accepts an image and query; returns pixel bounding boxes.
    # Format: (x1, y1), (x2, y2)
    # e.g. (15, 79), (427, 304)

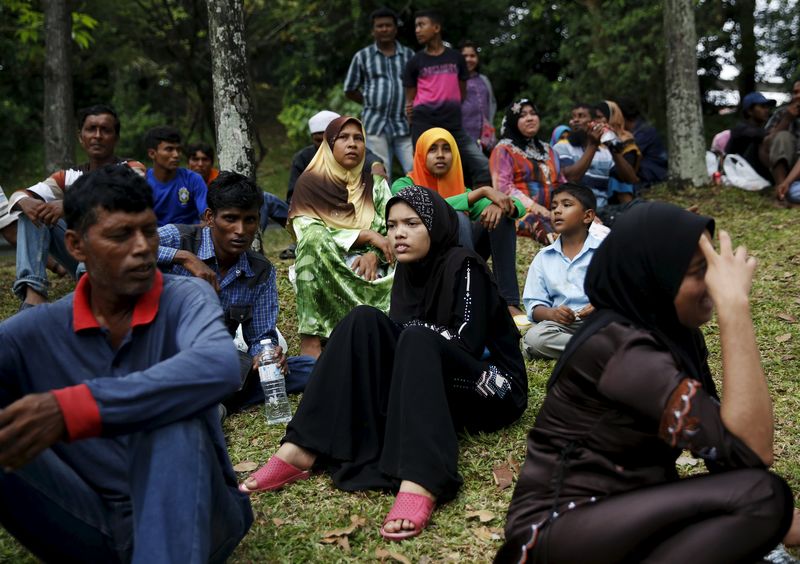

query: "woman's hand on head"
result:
(699, 230), (757, 306)
(480, 204), (504, 231)
(351, 252), (380, 281)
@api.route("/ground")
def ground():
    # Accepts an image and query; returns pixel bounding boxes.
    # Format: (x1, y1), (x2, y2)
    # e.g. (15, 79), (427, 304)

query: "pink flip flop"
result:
(380, 491), (436, 541)
(238, 456), (309, 494)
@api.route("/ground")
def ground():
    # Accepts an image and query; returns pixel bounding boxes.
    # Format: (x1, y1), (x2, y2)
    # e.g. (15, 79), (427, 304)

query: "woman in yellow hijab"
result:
(392, 127), (530, 325)
(288, 116), (395, 357)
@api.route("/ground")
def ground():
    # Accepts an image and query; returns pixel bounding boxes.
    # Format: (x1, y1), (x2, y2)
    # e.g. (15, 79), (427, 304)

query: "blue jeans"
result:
(367, 132), (414, 181)
(13, 216), (80, 300)
(0, 417), (253, 563)
(260, 192), (289, 231)
(456, 213), (520, 307)
(787, 181), (800, 204)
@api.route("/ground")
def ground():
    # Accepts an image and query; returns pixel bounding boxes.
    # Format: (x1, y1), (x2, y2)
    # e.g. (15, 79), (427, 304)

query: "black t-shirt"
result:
(403, 47), (468, 132)
(726, 121), (771, 180)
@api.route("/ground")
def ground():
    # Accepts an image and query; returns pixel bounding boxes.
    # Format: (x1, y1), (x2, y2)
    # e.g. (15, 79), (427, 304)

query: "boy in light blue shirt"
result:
(523, 183), (602, 359)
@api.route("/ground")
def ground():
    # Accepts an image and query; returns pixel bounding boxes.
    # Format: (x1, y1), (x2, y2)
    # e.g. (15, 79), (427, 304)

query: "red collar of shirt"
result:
(73, 270), (163, 331)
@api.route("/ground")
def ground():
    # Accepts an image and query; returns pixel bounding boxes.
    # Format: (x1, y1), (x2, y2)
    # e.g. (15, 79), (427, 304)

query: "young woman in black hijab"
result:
(497, 202), (796, 563)
(241, 186), (527, 541)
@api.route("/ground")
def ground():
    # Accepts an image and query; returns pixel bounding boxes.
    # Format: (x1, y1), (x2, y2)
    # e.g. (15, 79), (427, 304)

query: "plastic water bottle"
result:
(258, 338), (292, 424)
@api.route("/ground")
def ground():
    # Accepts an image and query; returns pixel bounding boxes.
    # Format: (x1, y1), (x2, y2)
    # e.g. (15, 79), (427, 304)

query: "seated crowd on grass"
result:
(1, 6), (799, 563)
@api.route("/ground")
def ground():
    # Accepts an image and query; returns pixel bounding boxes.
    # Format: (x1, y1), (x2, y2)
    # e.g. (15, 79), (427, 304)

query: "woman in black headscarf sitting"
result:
(496, 202), (797, 563)
(240, 186), (527, 541)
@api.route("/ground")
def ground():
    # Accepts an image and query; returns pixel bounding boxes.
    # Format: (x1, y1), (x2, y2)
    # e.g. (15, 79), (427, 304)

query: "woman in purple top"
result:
(460, 41), (497, 151)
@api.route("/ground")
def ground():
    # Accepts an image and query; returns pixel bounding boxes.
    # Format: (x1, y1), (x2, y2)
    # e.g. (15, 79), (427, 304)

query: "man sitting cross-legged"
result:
(9, 104), (145, 309)
(0, 164), (252, 562)
(157, 171), (313, 411)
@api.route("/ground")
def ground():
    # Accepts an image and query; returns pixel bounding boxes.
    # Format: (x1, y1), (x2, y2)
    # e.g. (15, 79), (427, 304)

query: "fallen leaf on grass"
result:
(777, 313), (797, 323)
(776, 333), (793, 343)
(320, 535), (351, 552)
(493, 464), (515, 490)
(507, 453), (520, 474)
(375, 548), (412, 564)
(783, 272), (795, 279)
(466, 510), (496, 523)
(471, 526), (505, 541)
(232, 461), (258, 472)
(418, 556), (432, 564)
(271, 518), (285, 527)
(320, 514), (365, 550)
(675, 455), (699, 467)
(794, 298), (800, 306)
(782, 355), (796, 362)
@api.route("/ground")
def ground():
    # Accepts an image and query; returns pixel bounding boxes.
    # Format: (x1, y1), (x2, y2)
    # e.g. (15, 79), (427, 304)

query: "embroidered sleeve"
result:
(658, 378), (701, 449)
(597, 332), (765, 469)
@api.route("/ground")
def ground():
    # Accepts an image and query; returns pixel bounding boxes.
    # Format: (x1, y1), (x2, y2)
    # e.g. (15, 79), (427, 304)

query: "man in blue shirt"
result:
(345, 7), (414, 178)
(144, 126), (208, 226)
(157, 171), (313, 409)
(522, 183), (602, 360)
(554, 103), (639, 210)
(0, 165), (252, 561)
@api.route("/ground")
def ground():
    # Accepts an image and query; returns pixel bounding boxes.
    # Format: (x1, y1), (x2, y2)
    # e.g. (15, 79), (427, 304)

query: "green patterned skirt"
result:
(294, 223), (393, 338)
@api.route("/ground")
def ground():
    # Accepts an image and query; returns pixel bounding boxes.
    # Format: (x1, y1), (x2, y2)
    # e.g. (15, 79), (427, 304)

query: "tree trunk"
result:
(663, 0), (708, 188)
(207, 0), (256, 178)
(43, 0), (75, 173)
(737, 0), (757, 102)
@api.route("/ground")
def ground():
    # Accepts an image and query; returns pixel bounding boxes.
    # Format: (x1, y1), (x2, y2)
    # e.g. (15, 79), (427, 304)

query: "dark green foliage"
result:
(2, 0), (798, 189)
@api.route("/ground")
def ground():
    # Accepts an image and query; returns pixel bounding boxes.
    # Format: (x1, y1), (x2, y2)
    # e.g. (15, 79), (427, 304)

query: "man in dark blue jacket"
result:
(0, 165), (252, 562)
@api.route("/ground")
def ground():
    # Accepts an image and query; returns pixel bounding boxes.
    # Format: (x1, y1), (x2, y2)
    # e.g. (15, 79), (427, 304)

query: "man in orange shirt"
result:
(186, 142), (219, 187)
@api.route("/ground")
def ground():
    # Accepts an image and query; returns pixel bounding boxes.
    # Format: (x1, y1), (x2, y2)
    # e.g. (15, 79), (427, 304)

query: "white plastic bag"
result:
(722, 154), (771, 192)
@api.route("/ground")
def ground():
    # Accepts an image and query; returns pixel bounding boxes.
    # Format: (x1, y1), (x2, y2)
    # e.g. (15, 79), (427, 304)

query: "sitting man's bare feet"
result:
(300, 334), (322, 359)
(240, 442), (316, 492)
(382, 480), (436, 536)
(24, 286), (47, 307)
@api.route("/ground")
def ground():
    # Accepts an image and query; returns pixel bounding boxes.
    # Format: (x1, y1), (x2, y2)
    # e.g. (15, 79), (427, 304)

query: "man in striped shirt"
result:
(344, 7), (414, 179)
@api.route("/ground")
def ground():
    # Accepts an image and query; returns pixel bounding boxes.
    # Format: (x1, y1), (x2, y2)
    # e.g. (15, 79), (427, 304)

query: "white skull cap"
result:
(308, 110), (341, 134)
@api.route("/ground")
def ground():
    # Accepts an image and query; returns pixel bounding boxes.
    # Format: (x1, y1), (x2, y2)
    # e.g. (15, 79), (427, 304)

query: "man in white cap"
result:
(280, 110), (385, 259)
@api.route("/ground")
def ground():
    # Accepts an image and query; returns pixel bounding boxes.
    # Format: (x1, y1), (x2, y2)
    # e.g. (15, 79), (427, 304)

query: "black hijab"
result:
(498, 98), (549, 161)
(549, 202), (718, 397)
(387, 185), (477, 325)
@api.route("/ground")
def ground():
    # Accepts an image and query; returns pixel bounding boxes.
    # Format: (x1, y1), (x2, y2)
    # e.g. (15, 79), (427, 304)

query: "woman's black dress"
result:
(283, 185), (527, 502)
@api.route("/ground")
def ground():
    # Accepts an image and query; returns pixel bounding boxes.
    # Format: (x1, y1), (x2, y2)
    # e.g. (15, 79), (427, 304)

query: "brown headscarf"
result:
(287, 116), (375, 233)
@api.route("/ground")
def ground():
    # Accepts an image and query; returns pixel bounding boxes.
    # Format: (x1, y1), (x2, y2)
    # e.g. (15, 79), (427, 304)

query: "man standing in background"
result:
(345, 7), (414, 179)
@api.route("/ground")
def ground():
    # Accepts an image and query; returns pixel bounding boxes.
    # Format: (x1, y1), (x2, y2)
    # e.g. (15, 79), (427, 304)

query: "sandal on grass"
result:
(238, 456), (309, 494)
(380, 491), (436, 541)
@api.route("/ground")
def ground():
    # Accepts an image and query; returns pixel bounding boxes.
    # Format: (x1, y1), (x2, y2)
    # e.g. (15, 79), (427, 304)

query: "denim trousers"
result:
(0, 416), (253, 563)
(456, 212), (520, 307)
(13, 216), (80, 300)
(367, 132), (414, 181)
(260, 192), (289, 231)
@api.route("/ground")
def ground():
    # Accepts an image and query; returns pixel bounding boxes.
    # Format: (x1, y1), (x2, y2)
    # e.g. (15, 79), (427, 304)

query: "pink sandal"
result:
(238, 456), (309, 494)
(380, 492), (436, 541)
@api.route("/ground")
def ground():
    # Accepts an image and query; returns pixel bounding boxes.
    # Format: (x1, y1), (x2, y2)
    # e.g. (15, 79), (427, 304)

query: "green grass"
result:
(1, 183), (799, 562)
